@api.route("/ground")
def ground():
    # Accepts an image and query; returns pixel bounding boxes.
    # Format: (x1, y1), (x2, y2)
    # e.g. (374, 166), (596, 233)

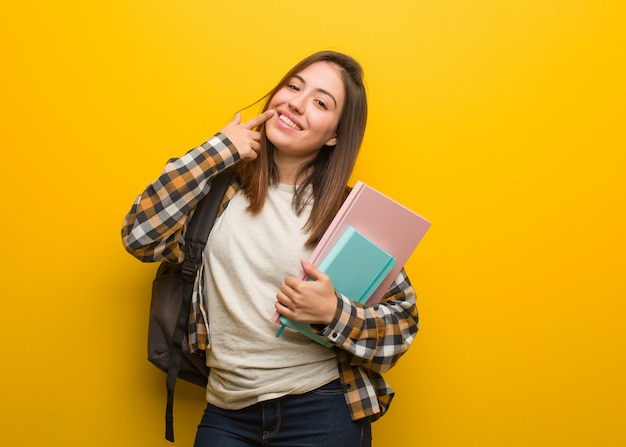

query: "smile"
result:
(278, 113), (303, 131)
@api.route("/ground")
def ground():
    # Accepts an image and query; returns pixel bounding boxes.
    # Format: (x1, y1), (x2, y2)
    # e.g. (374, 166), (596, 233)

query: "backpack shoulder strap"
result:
(184, 166), (235, 259)
(165, 166), (234, 442)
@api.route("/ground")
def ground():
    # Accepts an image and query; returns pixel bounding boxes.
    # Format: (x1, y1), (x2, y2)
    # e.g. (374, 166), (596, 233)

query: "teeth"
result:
(279, 114), (302, 130)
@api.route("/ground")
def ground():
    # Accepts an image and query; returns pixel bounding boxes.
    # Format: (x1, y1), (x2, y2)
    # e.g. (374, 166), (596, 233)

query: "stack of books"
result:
(275, 181), (431, 347)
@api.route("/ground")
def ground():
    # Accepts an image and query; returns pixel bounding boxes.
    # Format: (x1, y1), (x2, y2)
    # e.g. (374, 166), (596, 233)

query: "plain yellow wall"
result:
(2, 1), (625, 446)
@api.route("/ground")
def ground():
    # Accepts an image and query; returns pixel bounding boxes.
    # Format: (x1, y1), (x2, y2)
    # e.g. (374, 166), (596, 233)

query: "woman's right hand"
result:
(219, 110), (275, 160)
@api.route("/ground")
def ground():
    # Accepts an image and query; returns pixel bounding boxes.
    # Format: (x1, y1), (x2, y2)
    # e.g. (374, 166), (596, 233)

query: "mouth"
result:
(277, 112), (303, 131)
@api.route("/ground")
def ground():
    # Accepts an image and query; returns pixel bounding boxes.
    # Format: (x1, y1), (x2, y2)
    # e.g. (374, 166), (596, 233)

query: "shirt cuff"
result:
(318, 292), (358, 345)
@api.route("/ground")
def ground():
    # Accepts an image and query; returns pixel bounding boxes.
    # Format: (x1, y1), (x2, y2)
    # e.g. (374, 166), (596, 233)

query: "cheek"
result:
(268, 90), (288, 108)
(311, 114), (340, 137)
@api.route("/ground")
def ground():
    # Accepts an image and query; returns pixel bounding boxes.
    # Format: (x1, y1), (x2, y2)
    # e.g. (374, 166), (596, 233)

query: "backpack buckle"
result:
(180, 258), (198, 282)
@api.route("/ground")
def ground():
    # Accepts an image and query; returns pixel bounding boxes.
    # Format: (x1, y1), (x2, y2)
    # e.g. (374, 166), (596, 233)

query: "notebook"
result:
(277, 226), (396, 347)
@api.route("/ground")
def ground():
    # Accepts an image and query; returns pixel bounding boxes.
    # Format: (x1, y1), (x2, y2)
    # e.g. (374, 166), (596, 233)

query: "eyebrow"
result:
(292, 74), (338, 107)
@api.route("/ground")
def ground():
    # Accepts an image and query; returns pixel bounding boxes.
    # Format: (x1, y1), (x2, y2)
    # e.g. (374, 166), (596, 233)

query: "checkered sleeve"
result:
(322, 268), (419, 374)
(121, 133), (239, 263)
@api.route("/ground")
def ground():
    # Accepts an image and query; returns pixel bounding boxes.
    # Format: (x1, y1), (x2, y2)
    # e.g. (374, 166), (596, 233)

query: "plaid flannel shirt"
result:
(121, 133), (419, 421)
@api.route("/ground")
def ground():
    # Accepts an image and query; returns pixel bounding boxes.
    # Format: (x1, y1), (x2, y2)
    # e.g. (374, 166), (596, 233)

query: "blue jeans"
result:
(194, 379), (372, 447)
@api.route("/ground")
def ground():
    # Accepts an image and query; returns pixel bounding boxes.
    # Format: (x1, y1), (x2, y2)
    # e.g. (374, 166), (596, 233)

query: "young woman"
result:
(122, 51), (418, 447)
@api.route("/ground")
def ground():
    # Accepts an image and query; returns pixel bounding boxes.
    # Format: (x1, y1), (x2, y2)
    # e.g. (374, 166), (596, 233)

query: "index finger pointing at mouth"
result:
(243, 109), (275, 129)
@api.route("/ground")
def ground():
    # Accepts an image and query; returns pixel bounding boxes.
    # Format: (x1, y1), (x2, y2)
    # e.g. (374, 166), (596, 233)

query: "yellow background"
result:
(2, 1), (624, 446)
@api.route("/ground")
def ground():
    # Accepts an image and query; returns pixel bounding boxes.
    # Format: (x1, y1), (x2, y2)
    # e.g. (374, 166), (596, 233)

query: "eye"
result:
(286, 84), (300, 92)
(315, 99), (328, 110)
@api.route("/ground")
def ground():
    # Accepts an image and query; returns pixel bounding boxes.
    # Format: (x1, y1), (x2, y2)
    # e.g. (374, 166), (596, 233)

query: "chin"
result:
(266, 127), (292, 150)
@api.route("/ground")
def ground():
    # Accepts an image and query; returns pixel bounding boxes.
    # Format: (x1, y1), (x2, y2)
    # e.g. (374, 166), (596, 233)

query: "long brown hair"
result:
(235, 51), (368, 248)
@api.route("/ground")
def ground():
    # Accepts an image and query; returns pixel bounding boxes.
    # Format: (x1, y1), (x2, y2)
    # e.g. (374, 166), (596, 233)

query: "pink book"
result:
(304, 181), (431, 304)
(273, 181), (431, 326)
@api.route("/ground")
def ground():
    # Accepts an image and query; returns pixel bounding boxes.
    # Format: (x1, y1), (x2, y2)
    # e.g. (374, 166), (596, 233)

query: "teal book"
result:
(277, 226), (396, 347)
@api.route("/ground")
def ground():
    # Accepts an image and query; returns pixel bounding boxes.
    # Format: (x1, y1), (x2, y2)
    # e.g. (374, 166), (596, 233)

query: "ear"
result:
(325, 133), (338, 147)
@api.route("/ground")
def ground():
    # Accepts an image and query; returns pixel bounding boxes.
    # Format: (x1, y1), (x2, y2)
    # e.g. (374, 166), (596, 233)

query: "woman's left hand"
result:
(275, 260), (338, 325)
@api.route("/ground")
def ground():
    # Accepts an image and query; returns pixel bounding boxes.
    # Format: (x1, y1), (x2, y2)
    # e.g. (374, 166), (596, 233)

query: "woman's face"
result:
(265, 61), (345, 162)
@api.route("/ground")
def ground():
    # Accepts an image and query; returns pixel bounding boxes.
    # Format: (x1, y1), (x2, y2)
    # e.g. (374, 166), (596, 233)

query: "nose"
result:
(288, 97), (304, 114)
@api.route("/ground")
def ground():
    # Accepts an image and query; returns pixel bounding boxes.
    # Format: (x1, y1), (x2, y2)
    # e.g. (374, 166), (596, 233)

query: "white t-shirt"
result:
(203, 183), (338, 409)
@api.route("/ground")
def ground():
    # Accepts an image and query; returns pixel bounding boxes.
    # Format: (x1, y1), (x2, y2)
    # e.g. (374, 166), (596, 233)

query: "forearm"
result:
(321, 271), (419, 374)
(121, 133), (239, 263)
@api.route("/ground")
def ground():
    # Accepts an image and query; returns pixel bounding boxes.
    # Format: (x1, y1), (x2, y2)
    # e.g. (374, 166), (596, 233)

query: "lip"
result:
(276, 110), (304, 131)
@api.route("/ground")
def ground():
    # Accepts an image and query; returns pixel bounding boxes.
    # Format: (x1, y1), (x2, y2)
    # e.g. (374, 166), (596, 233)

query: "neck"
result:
(275, 157), (312, 185)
